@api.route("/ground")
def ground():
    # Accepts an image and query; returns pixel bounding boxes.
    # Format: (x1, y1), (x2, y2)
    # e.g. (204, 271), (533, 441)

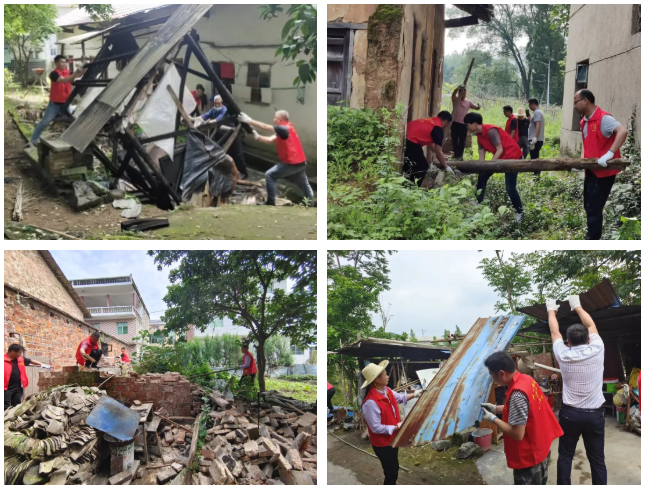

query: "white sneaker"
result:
(515, 213), (523, 223)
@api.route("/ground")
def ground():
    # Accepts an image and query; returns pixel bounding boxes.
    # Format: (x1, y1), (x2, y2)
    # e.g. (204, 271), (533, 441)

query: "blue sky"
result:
(368, 251), (518, 338)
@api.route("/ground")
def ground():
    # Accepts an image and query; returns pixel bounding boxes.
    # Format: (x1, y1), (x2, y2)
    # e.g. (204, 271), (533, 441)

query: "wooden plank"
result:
(463, 58), (475, 86)
(147, 415), (162, 433)
(184, 420), (201, 484)
(167, 85), (194, 128)
(445, 16), (479, 29)
(448, 158), (630, 173)
(61, 4), (213, 152)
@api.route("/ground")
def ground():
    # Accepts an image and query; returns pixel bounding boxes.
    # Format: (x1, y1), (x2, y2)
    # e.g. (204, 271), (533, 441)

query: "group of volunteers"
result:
(361, 293), (619, 485)
(403, 85), (628, 239)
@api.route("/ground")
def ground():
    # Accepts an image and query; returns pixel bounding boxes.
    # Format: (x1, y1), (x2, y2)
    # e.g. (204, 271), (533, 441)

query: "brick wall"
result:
(38, 370), (201, 417)
(4, 287), (134, 369)
(4, 251), (84, 322)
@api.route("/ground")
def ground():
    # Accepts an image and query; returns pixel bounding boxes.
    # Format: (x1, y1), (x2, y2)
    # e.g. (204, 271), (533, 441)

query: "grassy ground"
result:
(266, 378), (316, 403)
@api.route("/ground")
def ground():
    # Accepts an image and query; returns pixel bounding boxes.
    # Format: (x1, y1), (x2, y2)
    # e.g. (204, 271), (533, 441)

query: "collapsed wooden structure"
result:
(53, 4), (250, 210)
(447, 158), (631, 173)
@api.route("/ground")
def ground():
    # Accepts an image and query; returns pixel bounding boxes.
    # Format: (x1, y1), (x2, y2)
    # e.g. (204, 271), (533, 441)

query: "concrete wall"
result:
(38, 370), (202, 416)
(87, 317), (139, 344)
(4, 250), (84, 322)
(561, 4), (641, 156)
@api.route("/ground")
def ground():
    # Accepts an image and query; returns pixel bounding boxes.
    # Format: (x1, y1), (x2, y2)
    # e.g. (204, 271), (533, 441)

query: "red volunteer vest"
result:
(362, 386), (401, 447)
(75, 336), (98, 366)
(4, 354), (29, 390)
(502, 372), (564, 470)
(121, 352), (131, 363)
(243, 352), (257, 376)
(50, 68), (72, 104)
(478, 124), (522, 160)
(406, 117), (442, 147)
(275, 122), (306, 164)
(327, 382), (333, 390)
(505, 115), (519, 142)
(581, 107), (622, 178)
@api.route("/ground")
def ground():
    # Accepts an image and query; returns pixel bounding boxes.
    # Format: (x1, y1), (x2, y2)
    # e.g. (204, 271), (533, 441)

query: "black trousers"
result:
(4, 385), (23, 410)
(327, 387), (335, 412)
(583, 171), (616, 240)
(403, 140), (428, 187)
(451, 122), (468, 159)
(83, 348), (103, 368)
(372, 445), (399, 485)
(557, 405), (607, 485)
(530, 140), (543, 176)
(476, 172), (523, 213)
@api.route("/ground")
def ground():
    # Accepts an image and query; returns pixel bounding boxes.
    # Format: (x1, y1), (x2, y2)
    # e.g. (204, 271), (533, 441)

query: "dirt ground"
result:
(4, 92), (316, 240)
(327, 430), (484, 485)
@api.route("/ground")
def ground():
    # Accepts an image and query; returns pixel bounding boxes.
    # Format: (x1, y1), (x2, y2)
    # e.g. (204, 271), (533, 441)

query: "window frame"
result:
(117, 322), (129, 335)
(327, 28), (353, 105)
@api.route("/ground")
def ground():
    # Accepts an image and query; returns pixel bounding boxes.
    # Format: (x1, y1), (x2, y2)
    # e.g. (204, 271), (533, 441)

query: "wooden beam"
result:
(167, 86), (194, 128)
(327, 22), (368, 30)
(183, 420), (200, 485)
(448, 158), (630, 173)
(445, 16), (479, 29)
(463, 58), (475, 86)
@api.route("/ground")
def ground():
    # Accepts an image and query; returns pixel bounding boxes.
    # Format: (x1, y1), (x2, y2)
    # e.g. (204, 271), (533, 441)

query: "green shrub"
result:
(4, 68), (14, 88)
(277, 374), (317, 381)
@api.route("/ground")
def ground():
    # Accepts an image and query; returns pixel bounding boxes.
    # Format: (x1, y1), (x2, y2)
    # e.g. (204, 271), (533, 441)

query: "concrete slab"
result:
(327, 462), (362, 485)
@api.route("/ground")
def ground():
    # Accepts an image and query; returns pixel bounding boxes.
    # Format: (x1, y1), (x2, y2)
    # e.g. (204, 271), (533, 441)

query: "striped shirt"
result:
(507, 390), (529, 426)
(553, 334), (605, 409)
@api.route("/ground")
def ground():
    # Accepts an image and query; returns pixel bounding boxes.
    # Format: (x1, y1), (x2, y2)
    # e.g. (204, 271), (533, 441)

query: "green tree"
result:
(79, 4), (115, 22)
(478, 251), (533, 313)
(149, 251), (317, 391)
(260, 4), (316, 86)
(264, 336), (295, 374)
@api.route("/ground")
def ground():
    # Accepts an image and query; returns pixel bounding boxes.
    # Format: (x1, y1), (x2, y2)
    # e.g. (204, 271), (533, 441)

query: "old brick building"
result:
(4, 251), (135, 395)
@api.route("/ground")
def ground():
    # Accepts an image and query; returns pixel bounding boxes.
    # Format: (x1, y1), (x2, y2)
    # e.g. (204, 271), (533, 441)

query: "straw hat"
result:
(516, 107), (526, 118)
(361, 360), (389, 389)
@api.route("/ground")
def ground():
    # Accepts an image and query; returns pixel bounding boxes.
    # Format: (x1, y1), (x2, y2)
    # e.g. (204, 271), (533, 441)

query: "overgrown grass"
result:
(265, 378), (317, 403)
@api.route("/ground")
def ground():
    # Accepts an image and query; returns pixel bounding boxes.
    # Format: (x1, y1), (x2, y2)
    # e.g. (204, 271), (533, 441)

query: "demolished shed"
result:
(37, 4), (251, 211)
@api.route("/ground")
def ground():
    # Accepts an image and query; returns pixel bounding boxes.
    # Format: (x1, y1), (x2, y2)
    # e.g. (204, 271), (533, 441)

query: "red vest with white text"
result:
(505, 115), (519, 142)
(50, 68), (72, 104)
(502, 372), (564, 470)
(478, 124), (522, 160)
(275, 122), (306, 164)
(406, 117), (442, 147)
(4, 354), (29, 390)
(362, 386), (401, 447)
(581, 107), (622, 178)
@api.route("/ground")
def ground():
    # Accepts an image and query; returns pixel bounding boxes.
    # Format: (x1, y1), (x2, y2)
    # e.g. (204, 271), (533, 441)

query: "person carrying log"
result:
(361, 360), (420, 485)
(463, 112), (524, 222)
(573, 89), (629, 240)
(451, 85), (481, 160)
(404, 111), (455, 186)
(516, 108), (531, 159)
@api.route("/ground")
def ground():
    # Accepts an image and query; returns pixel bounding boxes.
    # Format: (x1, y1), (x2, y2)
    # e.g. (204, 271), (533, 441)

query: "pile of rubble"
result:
(4, 385), (108, 485)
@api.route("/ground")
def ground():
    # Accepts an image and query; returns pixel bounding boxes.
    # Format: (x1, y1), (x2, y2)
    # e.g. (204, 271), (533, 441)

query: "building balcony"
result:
(72, 276), (134, 295)
(87, 305), (138, 319)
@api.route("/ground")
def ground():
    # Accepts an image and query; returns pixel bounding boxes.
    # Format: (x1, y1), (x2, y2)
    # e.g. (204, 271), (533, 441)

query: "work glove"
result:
(192, 117), (205, 128)
(567, 294), (582, 310)
(458, 84), (465, 90)
(597, 150), (614, 167)
(414, 389), (423, 398)
(545, 298), (560, 312)
(444, 165), (455, 177)
(395, 422), (403, 430)
(480, 402), (497, 414)
(252, 130), (260, 141)
(481, 408), (497, 423)
(530, 137), (538, 145)
(238, 112), (252, 124)
(39, 364), (52, 370)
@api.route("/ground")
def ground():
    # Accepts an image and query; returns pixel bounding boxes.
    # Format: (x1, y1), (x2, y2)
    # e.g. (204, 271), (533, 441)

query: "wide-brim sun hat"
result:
(516, 107), (526, 118)
(361, 360), (389, 389)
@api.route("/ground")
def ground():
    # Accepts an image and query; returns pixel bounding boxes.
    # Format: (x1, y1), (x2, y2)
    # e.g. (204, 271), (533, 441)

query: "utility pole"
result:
(536, 58), (554, 109)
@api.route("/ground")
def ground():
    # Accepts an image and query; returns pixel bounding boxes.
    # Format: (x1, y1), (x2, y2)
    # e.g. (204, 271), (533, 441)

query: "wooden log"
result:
(448, 158), (630, 174)
(463, 58), (475, 86)
(183, 420), (200, 484)
(208, 393), (232, 410)
(154, 412), (192, 433)
(167, 85), (194, 129)
(12, 180), (23, 222)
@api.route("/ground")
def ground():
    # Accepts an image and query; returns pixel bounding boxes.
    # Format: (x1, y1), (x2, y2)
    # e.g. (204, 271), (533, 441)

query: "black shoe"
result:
(240, 173), (249, 181)
(259, 201), (275, 206)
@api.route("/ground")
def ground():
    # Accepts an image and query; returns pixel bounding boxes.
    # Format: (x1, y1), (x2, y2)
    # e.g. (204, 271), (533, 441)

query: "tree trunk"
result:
(448, 158), (630, 173)
(257, 338), (266, 392)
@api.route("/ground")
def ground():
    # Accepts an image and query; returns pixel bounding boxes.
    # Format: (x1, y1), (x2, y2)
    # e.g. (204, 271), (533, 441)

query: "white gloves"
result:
(39, 364), (52, 370)
(238, 112), (252, 124)
(395, 422), (403, 430)
(252, 130), (260, 141)
(567, 294), (582, 310)
(481, 408), (497, 423)
(192, 116), (205, 128)
(530, 137), (538, 145)
(597, 150), (614, 167)
(545, 298), (560, 312)
(414, 389), (423, 398)
(445, 165), (455, 176)
(480, 403), (497, 414)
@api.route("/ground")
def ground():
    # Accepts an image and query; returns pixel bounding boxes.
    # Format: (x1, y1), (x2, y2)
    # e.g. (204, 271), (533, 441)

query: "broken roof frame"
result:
(335, 337), (452, 362)
(54, 4), (250, 210)
(391, 315), (525, 447)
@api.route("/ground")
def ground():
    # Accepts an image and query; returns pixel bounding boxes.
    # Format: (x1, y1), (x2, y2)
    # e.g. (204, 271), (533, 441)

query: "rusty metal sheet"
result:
(335, 337), (451, 361)
(391, 315), (525, 447)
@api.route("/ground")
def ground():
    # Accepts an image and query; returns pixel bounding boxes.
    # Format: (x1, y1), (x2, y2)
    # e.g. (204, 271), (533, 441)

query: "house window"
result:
(117, 322), (128, 335)
(633, 5), (641, 34)
(327, 28), (352, 105)
(291, 345), (304, 355)
(150, 334), (163, 344)
(572, 60), (589, 131)
(247, 63), (271, 104)
(93, 324), (101, 330)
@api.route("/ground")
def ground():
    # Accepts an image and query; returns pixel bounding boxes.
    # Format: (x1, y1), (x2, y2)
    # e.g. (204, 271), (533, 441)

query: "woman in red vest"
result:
(464, 112), (524, 222)
(361, 360), (420, 485)
(238, 111), (314, 206)
(573, 89), (629, 239)
(4, 344), (49, 410)
(239, 343), (258, 386)
(27, 55), (84, 148)
(481, 352), (563, 485)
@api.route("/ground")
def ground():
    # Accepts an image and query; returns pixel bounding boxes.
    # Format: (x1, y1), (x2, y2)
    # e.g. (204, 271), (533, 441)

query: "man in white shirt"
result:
(546, 294), (607, 485)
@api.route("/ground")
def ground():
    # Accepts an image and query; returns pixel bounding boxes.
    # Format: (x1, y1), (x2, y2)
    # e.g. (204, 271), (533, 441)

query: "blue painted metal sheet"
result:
(392, 315), (525, 447)
(86, 395), (141, 442)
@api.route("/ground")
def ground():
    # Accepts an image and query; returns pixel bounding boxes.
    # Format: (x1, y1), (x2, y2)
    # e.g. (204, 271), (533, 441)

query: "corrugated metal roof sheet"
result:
(57, 4), (172, 27)
(391, 315), (525, 447)
(335, 337), (451, 361)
